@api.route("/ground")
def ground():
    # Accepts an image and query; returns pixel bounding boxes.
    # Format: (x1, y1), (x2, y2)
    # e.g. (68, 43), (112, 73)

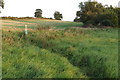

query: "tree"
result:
(74, 17), (80, 22)
(77, 1), (104, 24)
(74, 11), (81, 22)
(95, 8), (118, 27)
(117, 8), (120, 27)
(34, 9), (42, 18)
(0, 0), (4, 8)
(0, 0), (4, 13)
(112, 8), (120, 27)
(54, 11), (63, 20)
(75, 1), (119, 27)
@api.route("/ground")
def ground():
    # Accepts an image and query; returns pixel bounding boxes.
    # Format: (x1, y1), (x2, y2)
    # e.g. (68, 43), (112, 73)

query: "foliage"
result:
(113, 8), (120, 27)
(95, 10), (118, 27)
(0, 0), (4, 13)
(76, 1), (104, 24)
(100, 19), (112, 26)
(0, 0), (4, 8)
(74, 17), (80, 22)
(75, 1), (119, 27)
(74, 11), (81, 22)
(34, 9), (42, 18)
(54, 11), (63, 20)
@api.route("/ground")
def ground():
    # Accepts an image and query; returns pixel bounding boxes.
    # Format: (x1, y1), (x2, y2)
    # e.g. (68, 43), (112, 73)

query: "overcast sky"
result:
(1, 0), (120, 21)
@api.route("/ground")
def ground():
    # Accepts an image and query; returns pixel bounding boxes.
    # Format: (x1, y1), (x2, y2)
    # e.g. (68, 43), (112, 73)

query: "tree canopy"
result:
(54, 11), (63, 20)
(0, 0), (4, 8)
(34, 9), (42, 18)
(74, 1), (119, 27)
(78, 2), (104, 23)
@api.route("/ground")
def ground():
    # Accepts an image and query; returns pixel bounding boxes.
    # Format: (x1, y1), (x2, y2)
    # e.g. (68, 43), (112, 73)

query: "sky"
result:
(0, 0), (120, 21)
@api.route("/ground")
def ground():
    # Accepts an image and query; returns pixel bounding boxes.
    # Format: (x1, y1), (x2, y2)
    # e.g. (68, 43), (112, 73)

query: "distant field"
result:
(2, 19), (118, 78)
(2, 19), (83, 31)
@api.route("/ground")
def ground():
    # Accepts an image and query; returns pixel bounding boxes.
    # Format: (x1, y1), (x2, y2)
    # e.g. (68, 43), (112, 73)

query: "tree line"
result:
(31, 1), (120, 27)
(1, 0), (120, 27)
(74, 1), (120, 27)
(0, 0), (4, 8)
(0, 0), (4, 13)
(34, 9), (63, 20)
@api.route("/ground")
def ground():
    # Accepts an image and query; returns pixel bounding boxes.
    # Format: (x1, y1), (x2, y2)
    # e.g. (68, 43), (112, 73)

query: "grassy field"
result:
(2, 19), (118, 78)
(2, 19), (83, 30)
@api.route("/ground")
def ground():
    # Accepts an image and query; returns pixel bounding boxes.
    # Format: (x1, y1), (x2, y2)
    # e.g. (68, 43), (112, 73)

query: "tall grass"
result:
(2, 28), (118, 78)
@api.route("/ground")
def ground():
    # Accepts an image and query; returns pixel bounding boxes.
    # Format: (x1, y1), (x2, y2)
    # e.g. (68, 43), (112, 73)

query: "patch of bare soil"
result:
(2, 28), (34, 32)
(2, 20), (37, 31)
(2, 20), (36, 26)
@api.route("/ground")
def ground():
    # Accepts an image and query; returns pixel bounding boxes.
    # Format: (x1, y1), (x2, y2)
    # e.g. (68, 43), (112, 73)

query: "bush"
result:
(96, 11), (118, 27)
(74, 17), (80, 22)
(101, 19), (112, 26)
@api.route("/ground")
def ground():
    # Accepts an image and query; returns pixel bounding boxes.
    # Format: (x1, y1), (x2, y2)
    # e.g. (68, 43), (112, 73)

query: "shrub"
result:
(95, 11), (118, 27)
(74, 17), (81, 22)
(101, 19), (112, 26)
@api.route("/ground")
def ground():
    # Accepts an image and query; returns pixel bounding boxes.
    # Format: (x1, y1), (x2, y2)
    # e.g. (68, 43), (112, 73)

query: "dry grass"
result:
(2, 20), (36, 31)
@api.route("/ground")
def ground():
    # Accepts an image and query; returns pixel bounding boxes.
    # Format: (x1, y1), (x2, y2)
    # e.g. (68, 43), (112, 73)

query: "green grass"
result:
(2, 30), (86, 78)
(3, 19), (83, 30)
(2, 27), (118, 78)
(2, 19), (119, 78)
(14, 19), (83, 29)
